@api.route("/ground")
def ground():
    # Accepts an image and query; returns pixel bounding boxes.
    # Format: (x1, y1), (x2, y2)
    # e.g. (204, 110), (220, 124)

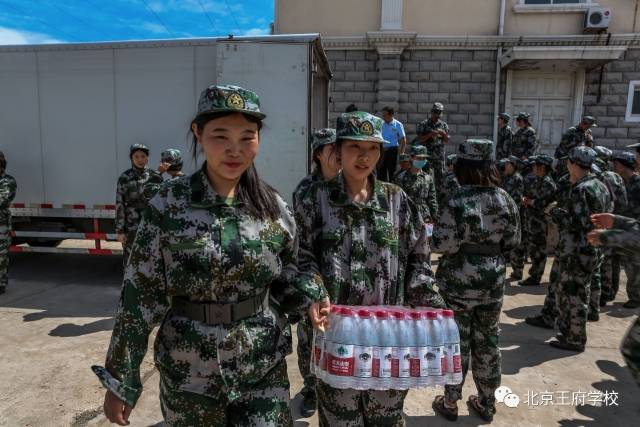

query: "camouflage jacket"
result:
(500, 172), (524, 204)
(142, 172), (185, 201)
(96, 167), (326, 407)
(551, 174), (612, 259)
(624, 174), (640, 220)
(554, 126), (594, 160)
(443, 172), (461, 197)
(295, 173), (444, 308)
(115, 167), (163, 235)
(526, 175), (557, 213)
(554, 174), (572, 210)
(597, 171), (627, 215)
(0, 173), (17, 226)
(417, 119), (449, 163)
(394, 170), (438, 221)
(432, 185), (521, 296)
(292, 170), (322, 210)
(512, 126), (538, 159)
(496, 126), (513, 159)
(600, 215), (640, 254)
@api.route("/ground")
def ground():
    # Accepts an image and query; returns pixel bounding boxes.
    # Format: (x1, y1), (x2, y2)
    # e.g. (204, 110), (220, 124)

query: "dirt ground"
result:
(0, 252), (638, 427)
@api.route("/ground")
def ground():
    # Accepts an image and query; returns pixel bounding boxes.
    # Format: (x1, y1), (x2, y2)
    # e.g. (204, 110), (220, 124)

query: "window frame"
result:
(625, 80), (640, 123)
(515, 0), (597, 13)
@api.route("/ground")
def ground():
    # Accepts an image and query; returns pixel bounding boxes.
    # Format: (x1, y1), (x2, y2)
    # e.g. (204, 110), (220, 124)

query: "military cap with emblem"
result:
(410, 145), (428, 157)
(497, 112), (511, 122)
(612, 151), (637, 169)
(196, 84), (265, 119)
(457, 139), (495, 161)
(399, 153), (411, 162)
(446, 153), (458, 166)
(582, 116), (597, 127)
(533, 154), (554, 167)
(431, 102), (444, 112)
(593, 146), (613, 161)
(568, 146), (597, 168)
(336, 111), (387, 145)
(626, 142), (640, 153)
(516, 112), (530, 121)
(311, 128), (337, 152)
(161, 148), (183, 168)
(129, 143), (149, 158)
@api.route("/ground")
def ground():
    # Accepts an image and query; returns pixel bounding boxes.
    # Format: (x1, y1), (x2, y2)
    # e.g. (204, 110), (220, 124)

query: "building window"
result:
(522, 0), (588, 4)
(626, 81), (640, 123)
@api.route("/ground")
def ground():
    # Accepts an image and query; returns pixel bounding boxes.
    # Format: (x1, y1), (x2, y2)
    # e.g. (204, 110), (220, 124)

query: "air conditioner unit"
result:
(584, 7), (611, 34)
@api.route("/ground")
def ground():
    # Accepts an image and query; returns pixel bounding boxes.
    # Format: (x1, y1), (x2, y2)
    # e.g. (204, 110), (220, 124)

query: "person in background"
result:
(554, 116), (596, 179)
(143, 149), (185, 200)
(442, 153), (461, 202)
(417, 102), (449, 203)
(393, 153), (412, 182)
(0, 151), (16, 295)
(378, 106), (406, 182)
(496, 113), (513, 160)
(395, 145), (438, 225)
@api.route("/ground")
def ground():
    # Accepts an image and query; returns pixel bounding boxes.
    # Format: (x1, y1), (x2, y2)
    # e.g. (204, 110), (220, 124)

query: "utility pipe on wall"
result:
(493, 0), (506, 144)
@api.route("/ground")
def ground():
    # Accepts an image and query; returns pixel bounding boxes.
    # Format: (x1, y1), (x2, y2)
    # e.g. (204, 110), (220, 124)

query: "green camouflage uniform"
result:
(143, 149), (185, 200)
(554, 117), (596, 178)
(496, 125), (513, 160)
(433, 139), (521, 415)
(511, 126), (538, 161)
(394, 169), (438, 222)
(94, 84), (326, 426)
(116, 151), (163, 266)
(417, 113), (449, 199)
(550, 147), (611, 349)
(597, 215), (640, 385)
(510, 166), (538, 278)
(296, 111), (444, 427)
(0, 168), (17, 291)
(442, 154), (460, 205)
(498, 158), (523, 269)
(621, 161), (640, 304)
(522, 156), (556, 285)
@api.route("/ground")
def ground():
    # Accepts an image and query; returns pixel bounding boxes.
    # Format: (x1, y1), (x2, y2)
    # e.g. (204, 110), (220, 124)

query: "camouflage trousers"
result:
(443, 291), (503, 412)
(623, 260), (640, 303)
(316, 381), (407, 427)
(427, 157), (445, 206)
(621, 315), (640, 386)
(524, 216), (548, 282)
(296, 317), (316, 393)
(159, 360), (293, 427)
(510, 214), (528, 276)
(556, 254), (601, 347)
(539, 257), (560, 327)
(601, 249), (621, 303)
(589, 261), (603, 316)
(0, 224), (10, 288)
(122, 230), (137, 270)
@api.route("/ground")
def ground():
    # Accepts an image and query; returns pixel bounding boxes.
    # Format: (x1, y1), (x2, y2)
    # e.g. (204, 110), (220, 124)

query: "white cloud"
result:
(0, 26), (63, 45)
(140, 21), (167, 34)
(242, 27), (270, 36)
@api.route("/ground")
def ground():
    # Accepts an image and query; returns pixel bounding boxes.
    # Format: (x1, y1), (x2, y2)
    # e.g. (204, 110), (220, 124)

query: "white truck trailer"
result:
(0, 34), (331, 255)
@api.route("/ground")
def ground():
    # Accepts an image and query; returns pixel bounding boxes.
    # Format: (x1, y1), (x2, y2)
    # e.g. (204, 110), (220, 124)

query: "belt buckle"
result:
(207, 303), (232, 325)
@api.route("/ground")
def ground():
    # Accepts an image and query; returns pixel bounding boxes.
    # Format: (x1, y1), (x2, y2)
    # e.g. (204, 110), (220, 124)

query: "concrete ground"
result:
(0, 252), (638, 427)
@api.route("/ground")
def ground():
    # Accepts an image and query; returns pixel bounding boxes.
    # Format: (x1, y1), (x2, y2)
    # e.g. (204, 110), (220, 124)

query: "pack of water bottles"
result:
(311, 305), (462, 390)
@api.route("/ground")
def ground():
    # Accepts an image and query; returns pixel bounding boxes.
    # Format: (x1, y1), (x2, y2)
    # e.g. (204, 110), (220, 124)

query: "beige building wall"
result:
(276, 0), (639, 36)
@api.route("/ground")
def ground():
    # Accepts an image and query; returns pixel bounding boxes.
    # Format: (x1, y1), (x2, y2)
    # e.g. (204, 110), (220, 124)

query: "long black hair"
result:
(454, 158), (501, 187)
(190, 111), (280, 220)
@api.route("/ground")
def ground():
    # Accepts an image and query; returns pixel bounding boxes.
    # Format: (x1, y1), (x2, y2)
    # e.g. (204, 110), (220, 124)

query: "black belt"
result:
(458, 243), (502, 256)
(172, 289), (269, 325)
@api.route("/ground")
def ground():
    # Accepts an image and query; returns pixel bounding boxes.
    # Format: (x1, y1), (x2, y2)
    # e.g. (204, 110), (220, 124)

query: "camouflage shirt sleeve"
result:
(532, 177), (557, 211)
(525, 129), (538, 157)
(115, 174), (127, 234)
(513, 174), (524, 203)
(96, 202), (170, 407)
(600, 215), (640, 253)
(0, 175), (17, 209)
(432, 195), (463, 254)
(426, 175), (438, 221)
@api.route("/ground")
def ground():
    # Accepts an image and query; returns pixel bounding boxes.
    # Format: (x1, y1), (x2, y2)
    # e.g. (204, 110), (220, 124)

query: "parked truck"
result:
(0, 34), (331, 255)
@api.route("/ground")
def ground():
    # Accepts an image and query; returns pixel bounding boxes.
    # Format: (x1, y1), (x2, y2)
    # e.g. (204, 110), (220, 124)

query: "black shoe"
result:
(519, 277), (541, 287)
(510, 271), (523, 281)
(525, 316), (554, 329)
(623, 300), (640, 309)
(587, 312), (599, 322)
(300, 389), (316, 418)
(549, 339), (584, 352)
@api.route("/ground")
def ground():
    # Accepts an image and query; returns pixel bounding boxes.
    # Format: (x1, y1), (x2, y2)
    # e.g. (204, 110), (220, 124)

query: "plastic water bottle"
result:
(409, 310), (428, 388)
(426, 310), (445, 386)
(372, 309), (393, 390)
(442, 309), (463, 384)
(311, 325), (325, 378)
(353, 308), (374, 389)
(318, 306), (340, 383)
(391, 311), (412, 389)
(326, 307), (356, 388)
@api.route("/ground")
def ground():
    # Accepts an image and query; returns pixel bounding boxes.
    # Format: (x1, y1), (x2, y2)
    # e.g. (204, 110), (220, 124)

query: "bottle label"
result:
(444, 343), (462, 374)
(427, 346), (443, 376)
(410, 346), (427, 377)
(353, 345), (374, 378)
(391, 347), (411, 378)
(327, 342), (355, 377)
(372, 346), (393, 378)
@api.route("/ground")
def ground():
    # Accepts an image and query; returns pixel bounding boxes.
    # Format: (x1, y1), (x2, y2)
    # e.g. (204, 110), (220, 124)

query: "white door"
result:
(508, 72), (575, 154)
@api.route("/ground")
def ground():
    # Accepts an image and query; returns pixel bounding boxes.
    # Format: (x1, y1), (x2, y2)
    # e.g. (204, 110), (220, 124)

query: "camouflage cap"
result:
(594, 157), (608, 171)
(527, 155), (538, 166)
(160, 148), (182, 166)
(457, 139), (494, 161)
(446, 153), (457, 166)
(497, 112), (511, 122)
(336, 111), (386, 145)
(399, 153), (411, 162)
(410, 145), (428, 156)
(626, 142), (640, 152)
(582, 115), (597, 127)
(432, 102), (444, 112)
(591, 163), (602, 174)
(516, 112), (530, 121)
(506, 155), (520, 165)
(129, 143), (149, 157)
(533, 154), (554, 167)
(593, 145), (613, 161)
(311, 128), (337, 152)
(196, 84), (265, 119)
(568, 146), (597, 168)
(612, 151), (637, 169)
(497, 158), (509, 169)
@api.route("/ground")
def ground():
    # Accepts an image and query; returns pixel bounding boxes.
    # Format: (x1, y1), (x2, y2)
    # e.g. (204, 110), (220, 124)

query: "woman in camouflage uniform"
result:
(94, 84), (328, 426)
(296, 111), (444, 427)
(431, 139), (520, 423)
(0, 151), (16, 295)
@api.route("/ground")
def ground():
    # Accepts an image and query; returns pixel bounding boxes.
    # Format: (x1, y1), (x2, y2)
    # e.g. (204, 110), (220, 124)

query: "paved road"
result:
(0, 253), (638, 426)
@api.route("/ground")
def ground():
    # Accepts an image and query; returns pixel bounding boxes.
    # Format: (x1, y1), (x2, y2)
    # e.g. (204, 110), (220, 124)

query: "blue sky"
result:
(0, 0), (274, 45)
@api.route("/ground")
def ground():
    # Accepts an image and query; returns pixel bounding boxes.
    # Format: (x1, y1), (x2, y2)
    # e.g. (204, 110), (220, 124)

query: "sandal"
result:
(467, 395), (495, 423)
(432, 395), (458, 422)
